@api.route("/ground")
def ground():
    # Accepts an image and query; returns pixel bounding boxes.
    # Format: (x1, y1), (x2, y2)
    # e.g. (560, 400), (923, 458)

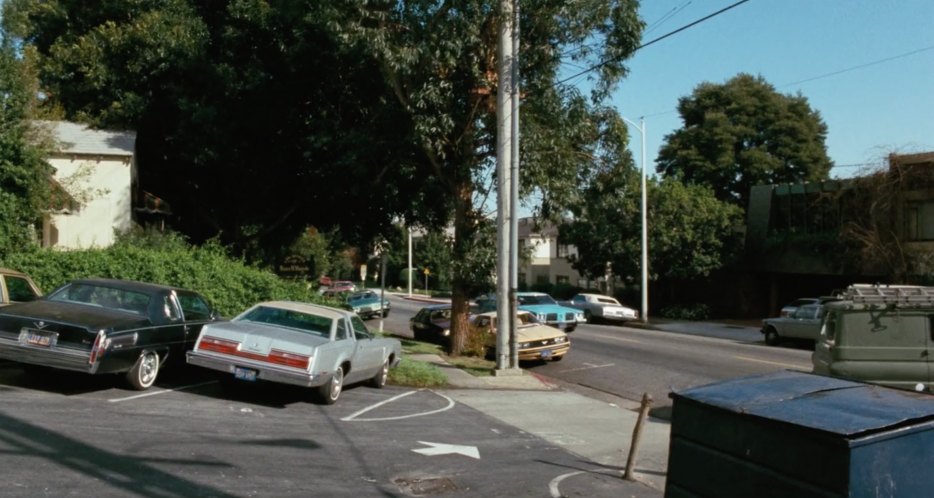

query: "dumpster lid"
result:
(671, 371), (934, 437)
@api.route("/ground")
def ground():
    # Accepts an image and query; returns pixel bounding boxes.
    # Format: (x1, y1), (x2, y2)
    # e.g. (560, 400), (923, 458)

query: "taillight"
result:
(268, 349), (310, 369)
(198, 336), (240, 354)
(89, 330), (107, 365)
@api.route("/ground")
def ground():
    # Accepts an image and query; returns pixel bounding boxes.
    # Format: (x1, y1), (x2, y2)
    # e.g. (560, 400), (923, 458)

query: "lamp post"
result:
(621, 116), (648, 324)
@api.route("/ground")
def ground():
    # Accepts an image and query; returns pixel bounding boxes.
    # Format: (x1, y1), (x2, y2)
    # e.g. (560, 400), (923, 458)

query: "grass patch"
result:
(388, 358), (447, 387)
(399, 339), (445, 355)
(445, 355), (495, 377)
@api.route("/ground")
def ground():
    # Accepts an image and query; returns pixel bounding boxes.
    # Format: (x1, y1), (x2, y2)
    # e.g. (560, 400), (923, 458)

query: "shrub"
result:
(387, 358), (447, 387)
(0, 229), (323, 317)
(659, 303), (710, 321)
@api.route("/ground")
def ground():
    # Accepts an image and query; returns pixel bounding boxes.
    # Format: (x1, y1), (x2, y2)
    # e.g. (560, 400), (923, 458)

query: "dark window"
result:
(906, 201), (934, 241)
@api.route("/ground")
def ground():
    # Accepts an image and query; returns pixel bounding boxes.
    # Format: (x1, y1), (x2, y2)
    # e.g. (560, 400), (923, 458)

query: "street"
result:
(380, 292), (813, 415)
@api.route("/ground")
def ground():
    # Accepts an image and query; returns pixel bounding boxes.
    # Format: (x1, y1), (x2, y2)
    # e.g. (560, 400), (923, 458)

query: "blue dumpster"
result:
(666, 371), (934, 498)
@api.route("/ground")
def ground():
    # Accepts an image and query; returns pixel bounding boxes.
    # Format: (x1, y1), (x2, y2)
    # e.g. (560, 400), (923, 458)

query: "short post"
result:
(623, 392), (653, 481)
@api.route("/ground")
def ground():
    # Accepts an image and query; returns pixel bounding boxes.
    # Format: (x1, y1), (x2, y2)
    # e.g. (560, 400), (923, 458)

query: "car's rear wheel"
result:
(126, 351), (160, 390)
(764, 327), (780, 346)
(370, 358), (390, 388)
(317, 365), (344, 404)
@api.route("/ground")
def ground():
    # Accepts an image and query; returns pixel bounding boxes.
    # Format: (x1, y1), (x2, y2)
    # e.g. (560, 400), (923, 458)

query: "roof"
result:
(254, 301), (351, 320)
(40, 120), (136, 157)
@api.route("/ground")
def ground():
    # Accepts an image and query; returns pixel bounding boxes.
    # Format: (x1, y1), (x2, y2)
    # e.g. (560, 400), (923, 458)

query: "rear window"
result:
(238, 305), (332, 336)
(49, 282), (151, 315)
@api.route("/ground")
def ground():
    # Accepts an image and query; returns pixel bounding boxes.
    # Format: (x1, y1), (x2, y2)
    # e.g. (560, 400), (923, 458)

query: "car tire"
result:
(382, 309), (390, 318)
(584, 310), (593, 323)
(764, 327), (780, 346)
(370, 358), (390, 388)
(126, 351), (160, 390)
(316, 365), (344, 405)
(551, 355), (564, 362)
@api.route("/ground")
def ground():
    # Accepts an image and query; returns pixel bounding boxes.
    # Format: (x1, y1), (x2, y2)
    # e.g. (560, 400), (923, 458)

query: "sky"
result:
(563, 0), (934, 180)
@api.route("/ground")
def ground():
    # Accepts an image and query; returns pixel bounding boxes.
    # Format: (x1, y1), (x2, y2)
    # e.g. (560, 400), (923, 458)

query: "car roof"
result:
(0, 267), (31, 277)
(476, 310), (533, 318)
(420, 304), (452, 311)
(251, 300), (351, 320)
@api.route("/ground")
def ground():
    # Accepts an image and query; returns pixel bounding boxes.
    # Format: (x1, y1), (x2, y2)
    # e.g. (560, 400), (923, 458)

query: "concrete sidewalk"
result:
(412, 353), (669, 497)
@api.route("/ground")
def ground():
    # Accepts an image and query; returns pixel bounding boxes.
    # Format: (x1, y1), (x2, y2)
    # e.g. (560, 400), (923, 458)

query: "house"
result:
(517, 217), (584, 289)
(40, 121), (138, 249)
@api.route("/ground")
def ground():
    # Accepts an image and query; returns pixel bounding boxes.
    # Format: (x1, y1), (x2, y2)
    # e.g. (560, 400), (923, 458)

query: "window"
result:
(556, 275), (570, 285)
(906, 201), (934, 241)
(351, 315), (371, 340)
(336, 319), (349, 340)
(4, 276), (36, 302)
(557, 244), (570, 258)
(177, 291), (213, 321)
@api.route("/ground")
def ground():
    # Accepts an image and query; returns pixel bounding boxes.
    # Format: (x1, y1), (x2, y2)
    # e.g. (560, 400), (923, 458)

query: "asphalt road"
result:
(379, 293), (813, 416)
(0, 361), (598, 497)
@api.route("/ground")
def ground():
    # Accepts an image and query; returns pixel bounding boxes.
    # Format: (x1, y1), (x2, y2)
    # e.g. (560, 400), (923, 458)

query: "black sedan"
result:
(409, 304), (454, 343)
(0, 278), (218, 390)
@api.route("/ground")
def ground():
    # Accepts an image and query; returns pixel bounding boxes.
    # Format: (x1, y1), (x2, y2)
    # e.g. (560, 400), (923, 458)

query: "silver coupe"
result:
(187, 301), (401, 404)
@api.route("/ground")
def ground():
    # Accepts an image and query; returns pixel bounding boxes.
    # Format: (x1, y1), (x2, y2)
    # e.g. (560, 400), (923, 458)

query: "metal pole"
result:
(640, 117), (648, 324)
(379, 252), (387, 333)
(622, 116), (649, 324)
(508, 0), (520, 370)
(495, 0), (513, 371)
(407, 226), (413, 297)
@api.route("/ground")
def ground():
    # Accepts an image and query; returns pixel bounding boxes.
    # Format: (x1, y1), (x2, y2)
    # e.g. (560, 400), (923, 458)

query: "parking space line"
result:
(556, 363), (615, 374)
(108, 381), (217, 403)
(733, 355), (806, 370)
(342, 389), (456, 422)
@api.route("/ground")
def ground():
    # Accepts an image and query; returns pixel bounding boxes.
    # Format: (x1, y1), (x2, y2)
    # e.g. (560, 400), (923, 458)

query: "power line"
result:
(556, 0), (752, 87)
(779, 44), (934, 88)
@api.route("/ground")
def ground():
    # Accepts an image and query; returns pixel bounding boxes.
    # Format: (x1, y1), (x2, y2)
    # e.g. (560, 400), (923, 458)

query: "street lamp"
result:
(621, 116), (648, 324)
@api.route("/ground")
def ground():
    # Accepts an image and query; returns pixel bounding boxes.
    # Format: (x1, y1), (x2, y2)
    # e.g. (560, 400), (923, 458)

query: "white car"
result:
(187, 301), (401, 404)
(568, 293), (638, 323)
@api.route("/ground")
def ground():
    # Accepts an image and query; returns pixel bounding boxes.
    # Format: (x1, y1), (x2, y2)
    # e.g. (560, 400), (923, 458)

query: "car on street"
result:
(470, 310), (570, 361)
(567, 293), (638, 323)
(0, 267), (42, 306)
(476, 292), (584, 332)
(409, 304), (454, 343)
(0, 278), (219, 389)
(187, 301), (401, 404)
(344, 290), (390, 320)
(761, 303), (825, 345)
(328, 281), (356, 293)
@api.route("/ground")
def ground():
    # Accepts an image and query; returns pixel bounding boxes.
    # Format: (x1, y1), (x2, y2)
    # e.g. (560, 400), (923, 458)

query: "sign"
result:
(423, 268), (430, 275)
(360, 264), (367, 281)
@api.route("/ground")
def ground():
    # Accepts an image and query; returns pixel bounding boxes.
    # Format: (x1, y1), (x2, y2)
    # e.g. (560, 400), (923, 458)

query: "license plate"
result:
(540, 349), (553, 359)
(234, 367), (257, 381)
(25, 331), (54, 347)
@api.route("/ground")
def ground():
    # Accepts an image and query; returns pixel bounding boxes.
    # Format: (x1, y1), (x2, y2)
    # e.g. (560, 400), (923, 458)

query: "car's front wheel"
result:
(316, 365), (344, 404)
(764, 327), (780, 346)
(126, 351), (160, 390)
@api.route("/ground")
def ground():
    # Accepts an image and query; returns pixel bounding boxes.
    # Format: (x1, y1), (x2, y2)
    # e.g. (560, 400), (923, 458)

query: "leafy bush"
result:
(0, 229), (323, 317)
(659, 303), (710, 321)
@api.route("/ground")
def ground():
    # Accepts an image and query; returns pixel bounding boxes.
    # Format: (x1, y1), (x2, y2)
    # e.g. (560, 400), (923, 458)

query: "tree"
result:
(0, 37), (51, 258)
(657, 73), (832, 209)
(343, 1), (644, 355)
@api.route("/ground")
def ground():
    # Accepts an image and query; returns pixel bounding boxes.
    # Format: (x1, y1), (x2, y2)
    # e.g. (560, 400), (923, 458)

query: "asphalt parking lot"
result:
(0, 361), (613, 497)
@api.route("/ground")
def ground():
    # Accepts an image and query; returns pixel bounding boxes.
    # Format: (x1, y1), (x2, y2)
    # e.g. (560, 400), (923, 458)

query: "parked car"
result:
(0, 268), (42, 306)
(761, 303), (825, 345)
(409, 304), (454, 343)
(345, 290), (390, 320)
(489, 292), (585, 332)
(567, 293), (638, 323)
(470, 310), (570, 361)
(187, 301), (401, 404)
(0, 278), (219, 389)
(328, 281), (356, 293)
(813, 284), (934, 392)
(779, 297), (821, 317)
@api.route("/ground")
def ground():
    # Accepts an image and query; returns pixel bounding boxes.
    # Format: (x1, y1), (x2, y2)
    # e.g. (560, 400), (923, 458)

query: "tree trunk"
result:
(447, 178), (475, 357)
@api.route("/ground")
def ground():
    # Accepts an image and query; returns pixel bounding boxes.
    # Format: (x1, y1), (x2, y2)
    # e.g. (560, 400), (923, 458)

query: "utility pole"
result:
(508, 0), (520, 369)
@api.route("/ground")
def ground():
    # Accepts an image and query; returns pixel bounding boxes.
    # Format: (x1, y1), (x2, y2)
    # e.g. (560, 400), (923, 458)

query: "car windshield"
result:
(430, 308), (452, 321)
(518, 294), (557, 305)
(238, 305), (332, 336)
(48, 283), (151, 315)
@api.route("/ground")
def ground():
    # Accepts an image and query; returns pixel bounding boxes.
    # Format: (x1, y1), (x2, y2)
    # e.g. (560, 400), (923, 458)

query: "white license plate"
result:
(540, 349), (553, 359)
(234, 367), (257, 381)
(26, 331), (54, 347)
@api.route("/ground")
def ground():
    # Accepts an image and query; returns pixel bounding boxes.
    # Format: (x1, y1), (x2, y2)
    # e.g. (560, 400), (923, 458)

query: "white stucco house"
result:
(40, 121), (137, 249)
(517, 217), (583, 288)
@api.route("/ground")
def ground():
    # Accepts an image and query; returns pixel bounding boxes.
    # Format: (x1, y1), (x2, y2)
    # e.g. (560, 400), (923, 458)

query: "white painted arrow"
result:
(412, 441), (480, 459)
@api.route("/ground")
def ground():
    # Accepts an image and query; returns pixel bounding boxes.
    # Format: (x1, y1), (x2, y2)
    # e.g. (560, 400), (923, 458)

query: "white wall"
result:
(45, 155), (134, 249)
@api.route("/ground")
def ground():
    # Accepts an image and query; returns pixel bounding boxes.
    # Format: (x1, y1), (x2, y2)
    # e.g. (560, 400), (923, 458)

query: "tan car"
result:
(470, 310), (570, 361)
(0, 268), (42, 306)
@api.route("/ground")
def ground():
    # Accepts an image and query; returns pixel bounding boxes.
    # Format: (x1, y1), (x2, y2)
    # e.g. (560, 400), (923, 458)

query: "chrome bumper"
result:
(186, 350), (329, 388)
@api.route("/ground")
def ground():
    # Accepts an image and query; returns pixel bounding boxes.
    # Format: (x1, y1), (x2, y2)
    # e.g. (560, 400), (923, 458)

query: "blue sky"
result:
(566, 0), (934, 179)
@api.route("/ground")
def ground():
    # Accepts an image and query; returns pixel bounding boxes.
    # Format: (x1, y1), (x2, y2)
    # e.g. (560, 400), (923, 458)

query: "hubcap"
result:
(330, 368), (343, 399)
(140, 354), (157, 384)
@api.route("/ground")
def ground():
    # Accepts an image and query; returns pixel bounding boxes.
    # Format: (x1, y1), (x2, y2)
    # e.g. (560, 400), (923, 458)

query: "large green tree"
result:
(0, 37), (51, 258)
(2, 0), (426, 261)
(344, 0), (643, 354)
(656, 73), (832, 208)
